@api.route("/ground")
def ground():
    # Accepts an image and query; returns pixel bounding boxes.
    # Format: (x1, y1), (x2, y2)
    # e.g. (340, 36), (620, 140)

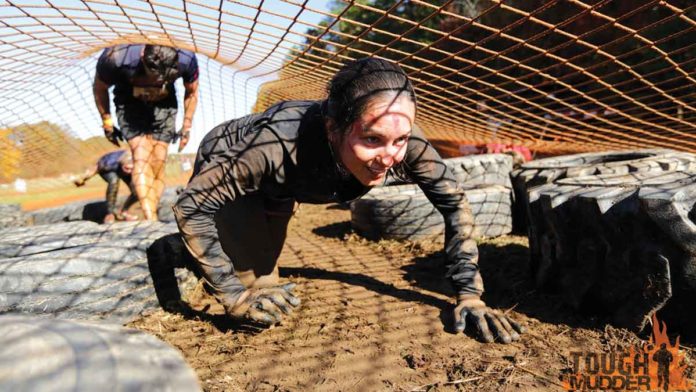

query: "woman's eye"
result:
(365, 136), (380, 144)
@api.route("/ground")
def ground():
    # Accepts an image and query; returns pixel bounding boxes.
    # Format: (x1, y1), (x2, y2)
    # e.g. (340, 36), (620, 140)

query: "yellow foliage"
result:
(0, 129), (22, 183)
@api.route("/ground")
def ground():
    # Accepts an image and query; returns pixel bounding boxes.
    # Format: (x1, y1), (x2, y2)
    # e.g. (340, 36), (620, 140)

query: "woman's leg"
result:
(215, 195), (295, 289)
(128, 135), (158, 220)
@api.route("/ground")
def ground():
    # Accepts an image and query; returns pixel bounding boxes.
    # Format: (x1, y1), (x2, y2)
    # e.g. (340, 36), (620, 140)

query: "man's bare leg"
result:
(128, 135), (158, 220)
(151, 140), (169, 214)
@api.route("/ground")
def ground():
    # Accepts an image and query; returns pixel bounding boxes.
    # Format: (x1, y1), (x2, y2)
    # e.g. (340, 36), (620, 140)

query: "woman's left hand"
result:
(453, 294), (525, 344)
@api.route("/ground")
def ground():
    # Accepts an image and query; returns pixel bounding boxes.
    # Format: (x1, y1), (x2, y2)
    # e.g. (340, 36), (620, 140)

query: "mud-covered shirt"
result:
(97, 150), (126, 174)
(174, 101), (482, 301)
(97, 150), (133, 182)
(96, 44), (199, 107)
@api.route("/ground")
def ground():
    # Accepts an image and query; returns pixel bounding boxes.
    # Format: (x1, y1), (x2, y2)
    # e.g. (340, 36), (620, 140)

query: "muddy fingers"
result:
(496, 313), (522, 341)
(247, 305), (277, 325)
(277, 283), (301, 307)
(266, 293), (294, 314)
(225, 283), (301, 327)
(453, 294), (524, 344)
(484, 312), (509, 343)
(470, 309), (495, 343)
(256, 298), (283, 323)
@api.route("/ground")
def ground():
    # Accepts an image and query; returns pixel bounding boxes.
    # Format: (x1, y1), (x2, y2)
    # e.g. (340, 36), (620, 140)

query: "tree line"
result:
(0, 122), (112, 183)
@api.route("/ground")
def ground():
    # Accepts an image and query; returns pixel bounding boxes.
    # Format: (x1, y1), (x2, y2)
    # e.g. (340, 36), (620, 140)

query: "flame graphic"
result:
(641, 314), (691, 391)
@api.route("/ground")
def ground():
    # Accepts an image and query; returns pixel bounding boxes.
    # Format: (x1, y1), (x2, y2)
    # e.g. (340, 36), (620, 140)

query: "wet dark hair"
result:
(141, 45), (179, 81)
(324, 58), (417, 134)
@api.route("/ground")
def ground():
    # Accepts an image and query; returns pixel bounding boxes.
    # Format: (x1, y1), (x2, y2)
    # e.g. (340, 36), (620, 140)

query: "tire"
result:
(0, 315), (201, 392)
(0, 221), (195, 324)
(445, 153), (513, 188)
(156, 193), (178, 223)
(511, 149), (696, 232)
(351, 184), (512, 241)
(26, 200), (92, 225)
(0, 221), (103, 258)
(527, 169), (696, 334)
(0, 203), (28, 229)
(385, 154), (514, 189)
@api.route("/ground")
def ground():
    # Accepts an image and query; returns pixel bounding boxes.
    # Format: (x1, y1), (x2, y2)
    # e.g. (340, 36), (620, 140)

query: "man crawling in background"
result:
(74, 149), (138, 224)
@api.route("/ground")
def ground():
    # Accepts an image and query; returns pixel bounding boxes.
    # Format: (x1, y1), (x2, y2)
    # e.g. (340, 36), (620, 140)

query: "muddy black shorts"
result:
(115, 103), (178, 143)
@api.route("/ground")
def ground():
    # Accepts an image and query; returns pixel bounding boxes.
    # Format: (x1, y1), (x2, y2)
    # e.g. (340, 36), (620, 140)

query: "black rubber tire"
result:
(0, 221), (103, 258)
(155, 192), (178, 223)
(445, 153), (513, 189)
(0, 203), (28, 229)
(351, 184), (512, 241)
(527, 170), (696, 334)
(0, 315), (201, 391)
(385, 154), (514, 189)
(26, 200), (89, 225)
(511, 149), (696, 232)
(0, 221), (195, 324)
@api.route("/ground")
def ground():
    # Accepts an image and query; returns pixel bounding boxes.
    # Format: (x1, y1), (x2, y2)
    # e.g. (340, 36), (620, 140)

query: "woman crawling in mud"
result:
(173, 58), (524, 344)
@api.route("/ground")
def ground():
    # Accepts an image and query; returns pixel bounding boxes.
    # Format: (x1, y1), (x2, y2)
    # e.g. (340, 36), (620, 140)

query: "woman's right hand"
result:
(226, 283), (301, 326)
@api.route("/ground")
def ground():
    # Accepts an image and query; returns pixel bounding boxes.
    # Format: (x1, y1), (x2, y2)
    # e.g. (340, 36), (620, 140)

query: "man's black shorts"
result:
(116, 103), (177, 143)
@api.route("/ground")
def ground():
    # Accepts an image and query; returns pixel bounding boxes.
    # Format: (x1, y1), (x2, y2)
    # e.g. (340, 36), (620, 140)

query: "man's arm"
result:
(178, 79), (199, 152)
(93, 76), (119, 146)
(74, 165), (98, 187)
(93, 76), (111, 122)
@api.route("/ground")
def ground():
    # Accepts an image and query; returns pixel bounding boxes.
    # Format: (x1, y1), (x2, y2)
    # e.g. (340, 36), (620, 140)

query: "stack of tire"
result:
(0, 220), (201, 390)
(0, 316), (201, 391)
(511, 149), (696, 335)
(351, 154), (514, 241)
(0, 221), (195, 323)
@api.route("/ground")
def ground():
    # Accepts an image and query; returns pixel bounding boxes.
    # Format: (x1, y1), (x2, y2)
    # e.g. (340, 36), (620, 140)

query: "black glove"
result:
(224, 283), (301, 326)
(454, 294), (524, 344)
(105, 126), (124, 146)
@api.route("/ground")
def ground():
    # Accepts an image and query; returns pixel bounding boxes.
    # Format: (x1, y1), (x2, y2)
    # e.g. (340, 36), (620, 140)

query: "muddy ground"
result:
(129, 203), (696, 391)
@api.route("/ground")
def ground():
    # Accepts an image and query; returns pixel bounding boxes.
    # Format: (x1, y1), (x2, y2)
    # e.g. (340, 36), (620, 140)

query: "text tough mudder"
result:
(565, 351), (652, 391)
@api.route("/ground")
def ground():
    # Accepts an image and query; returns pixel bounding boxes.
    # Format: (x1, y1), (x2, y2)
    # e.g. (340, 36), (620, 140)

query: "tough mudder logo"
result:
(563, 315), (692, 392)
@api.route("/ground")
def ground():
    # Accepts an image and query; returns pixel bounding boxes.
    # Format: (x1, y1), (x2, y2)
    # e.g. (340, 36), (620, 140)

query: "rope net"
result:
(0, 0), (694, 183)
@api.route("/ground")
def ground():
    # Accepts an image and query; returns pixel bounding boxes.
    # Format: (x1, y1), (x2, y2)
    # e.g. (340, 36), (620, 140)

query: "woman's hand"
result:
(454, 294), (524, 343)
(226, 283), (301, 326)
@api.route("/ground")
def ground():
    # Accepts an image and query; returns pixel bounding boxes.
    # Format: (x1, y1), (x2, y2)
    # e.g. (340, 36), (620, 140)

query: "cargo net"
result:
(0, 0), (694, 182)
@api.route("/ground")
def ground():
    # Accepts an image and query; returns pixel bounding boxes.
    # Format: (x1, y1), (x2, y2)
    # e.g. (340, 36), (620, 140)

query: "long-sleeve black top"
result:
(173, 100), (482, 305)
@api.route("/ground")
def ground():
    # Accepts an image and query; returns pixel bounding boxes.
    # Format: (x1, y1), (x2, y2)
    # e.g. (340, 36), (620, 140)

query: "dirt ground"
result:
(129, 203), (696, 392)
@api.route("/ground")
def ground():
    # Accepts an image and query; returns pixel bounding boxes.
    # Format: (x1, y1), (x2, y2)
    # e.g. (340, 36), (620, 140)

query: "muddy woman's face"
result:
(334, 94), (416, 186)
